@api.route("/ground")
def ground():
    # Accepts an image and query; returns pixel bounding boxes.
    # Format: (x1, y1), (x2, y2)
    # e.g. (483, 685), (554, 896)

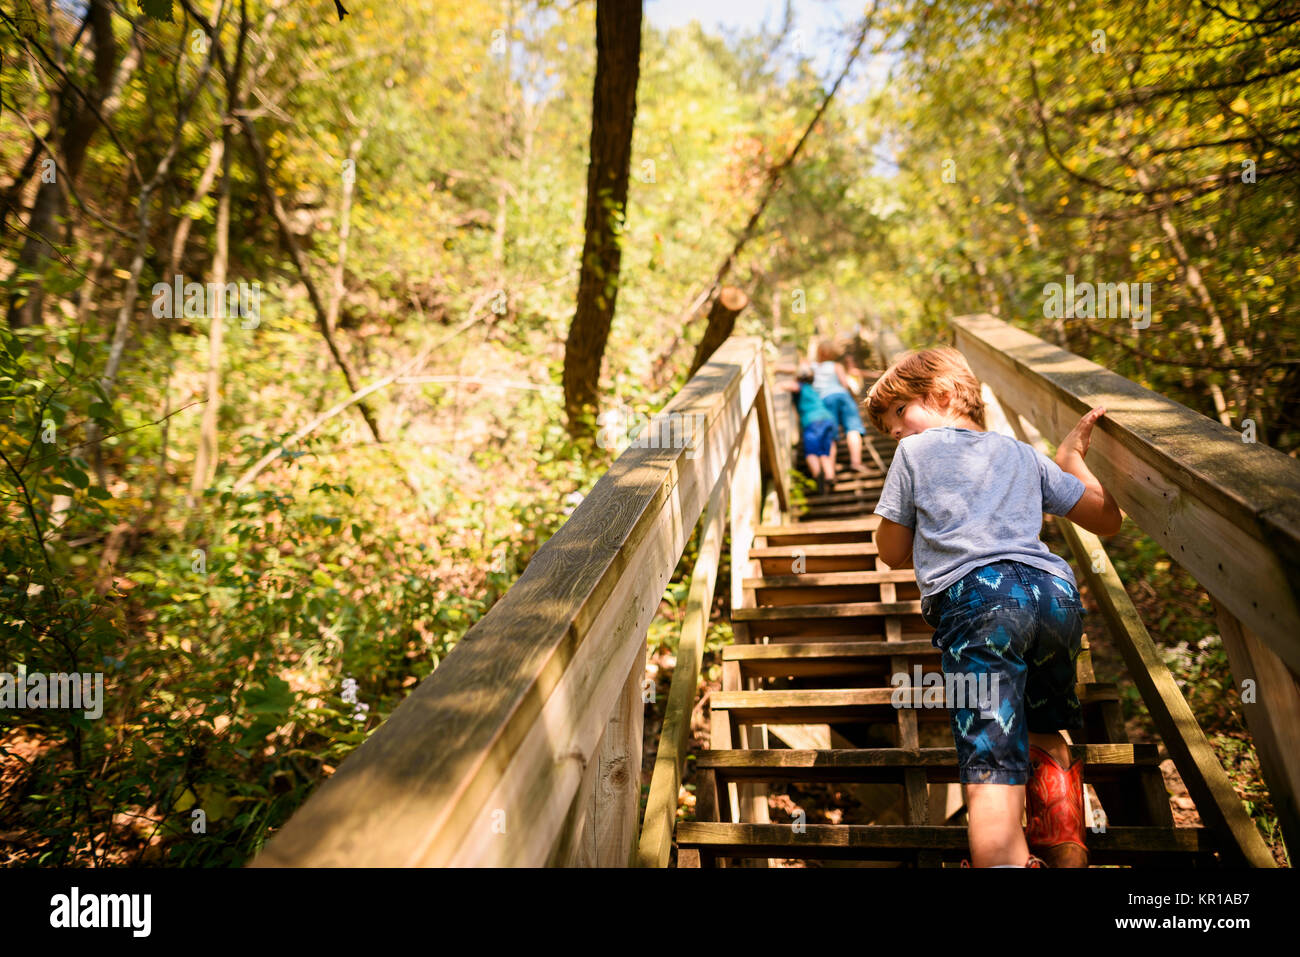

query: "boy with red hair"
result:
(866, 346), (1121, 867)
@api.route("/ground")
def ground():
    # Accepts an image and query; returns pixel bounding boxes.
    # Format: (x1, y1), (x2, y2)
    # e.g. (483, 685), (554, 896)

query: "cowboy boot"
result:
(1026, 744), (1089, 868)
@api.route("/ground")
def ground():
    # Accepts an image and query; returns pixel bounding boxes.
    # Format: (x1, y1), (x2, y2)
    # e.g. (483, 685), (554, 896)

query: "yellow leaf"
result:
(112, 268), (132, 280)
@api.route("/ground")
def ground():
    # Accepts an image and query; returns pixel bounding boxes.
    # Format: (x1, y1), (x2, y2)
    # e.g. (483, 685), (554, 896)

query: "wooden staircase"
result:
(253, 325), (1293, 869)
(676, 404), (1219, 868)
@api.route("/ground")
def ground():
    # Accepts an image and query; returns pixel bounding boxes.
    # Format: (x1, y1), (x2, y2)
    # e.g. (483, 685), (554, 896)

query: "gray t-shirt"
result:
(873, 427), (1086, 603)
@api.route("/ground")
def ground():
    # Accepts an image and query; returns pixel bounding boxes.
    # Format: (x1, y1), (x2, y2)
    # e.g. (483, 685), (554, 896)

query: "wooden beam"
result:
(756, 358), (792, 514)
(728, 406), (773, 863)
(550, 647), (645, 866)
(953, 313), (1300, 675)
(636, 444), (734, 867)
(1213, 600), (1300, 863)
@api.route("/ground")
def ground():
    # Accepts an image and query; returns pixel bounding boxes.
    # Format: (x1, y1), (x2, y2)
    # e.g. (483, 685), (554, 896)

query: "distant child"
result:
(865, 346), (1121, 868)
(778, 364), (839, 497)
(810, 339), (871, 474)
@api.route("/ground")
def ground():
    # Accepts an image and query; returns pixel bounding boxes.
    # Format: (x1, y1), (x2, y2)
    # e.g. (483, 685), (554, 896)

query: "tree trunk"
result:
(688, 286), (750, 377)
(191, 123), (234, 498)
(562, 0), (642, 441)
(6, 0), (118, 328)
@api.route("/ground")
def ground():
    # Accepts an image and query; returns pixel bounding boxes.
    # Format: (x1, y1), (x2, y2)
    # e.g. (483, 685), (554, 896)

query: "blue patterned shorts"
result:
(920, 559), (1085, 785)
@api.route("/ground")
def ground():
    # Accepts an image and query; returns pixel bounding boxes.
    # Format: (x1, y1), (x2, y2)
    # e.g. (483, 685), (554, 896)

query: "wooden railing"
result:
(252, 336), (790, 867)
(636, 340), (797, 867)
(953, 313), (1299, 865)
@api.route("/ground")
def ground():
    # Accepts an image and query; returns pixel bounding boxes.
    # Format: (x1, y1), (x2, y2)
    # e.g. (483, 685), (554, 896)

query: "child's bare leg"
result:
(964, 783), (1029, 866)
(805, 454), (823, 478)
(821, 450), (836, 484)
(846, 429), (866, 470)
(1028, 730), (1070, 767)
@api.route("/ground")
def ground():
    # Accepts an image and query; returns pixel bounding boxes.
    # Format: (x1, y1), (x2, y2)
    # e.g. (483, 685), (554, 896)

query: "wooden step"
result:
(710, 688), (941, 724)
(744, 570), (916, 589)
(711, 684), (1121, 724)
(754, 517), (881, 545)
(734, 601), (923, 621)
(797, 502), (881, 519)
(801, 486), (885, 505)
(696, 743), (1162, 784)
(732, 602), (927, 639)
(675, 823), (1217, 865)
(745, 570), (918, 607)
(800, 475), (883, 494)
(749, 542), (880, 575)
(723, 639), (937, 677)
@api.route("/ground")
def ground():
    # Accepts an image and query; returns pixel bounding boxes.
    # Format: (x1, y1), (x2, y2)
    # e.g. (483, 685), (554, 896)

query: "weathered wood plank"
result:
(674, 822), (1217, 859)
(744, 570), (916, 588)
(723, 639), (937, 660)
(636, 447), (733, 867)
(754, 516), (882, 539)
(1213, 598), (1300, 863)
(728, 404), (773, 864)
(756, 361), (792, 514)
(733, 601), (924, 620)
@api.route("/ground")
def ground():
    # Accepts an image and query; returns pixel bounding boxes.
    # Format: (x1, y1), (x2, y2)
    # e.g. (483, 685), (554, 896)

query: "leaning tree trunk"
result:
(688, 286), (749, 377)
(7, 0), (119, 328)
(561, 0), (642, 442)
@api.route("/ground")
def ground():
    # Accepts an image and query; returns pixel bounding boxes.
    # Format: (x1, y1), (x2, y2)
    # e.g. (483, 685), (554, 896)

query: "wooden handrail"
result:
(251, 335), (786, 866)
(951, 313), (1300, 673)
(636, 454), (731, 867)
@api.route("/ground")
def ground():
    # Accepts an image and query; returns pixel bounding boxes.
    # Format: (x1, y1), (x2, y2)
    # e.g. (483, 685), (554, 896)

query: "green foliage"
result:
(2, 0), (1291, 867)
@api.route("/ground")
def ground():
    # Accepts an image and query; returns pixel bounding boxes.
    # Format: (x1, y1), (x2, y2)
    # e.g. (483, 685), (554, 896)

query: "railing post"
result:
(550, 644), (647, 867)
(1212, 602), (1300, 861)
(755, 351), (791, 517)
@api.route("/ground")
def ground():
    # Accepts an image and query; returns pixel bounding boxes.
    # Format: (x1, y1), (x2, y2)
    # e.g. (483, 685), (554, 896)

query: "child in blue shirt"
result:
(866, 346), (1121, 868)
(778, 364), (840, 497)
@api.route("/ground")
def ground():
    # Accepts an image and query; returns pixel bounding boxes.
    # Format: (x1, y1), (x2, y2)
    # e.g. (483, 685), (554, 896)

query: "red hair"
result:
(865, 346), (986, 433)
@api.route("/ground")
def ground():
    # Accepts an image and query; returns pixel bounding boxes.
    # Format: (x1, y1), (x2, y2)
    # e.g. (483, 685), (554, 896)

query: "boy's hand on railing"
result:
(1057, 406), (1124, 537)
(1057, 406), (1106, 463)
